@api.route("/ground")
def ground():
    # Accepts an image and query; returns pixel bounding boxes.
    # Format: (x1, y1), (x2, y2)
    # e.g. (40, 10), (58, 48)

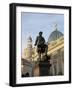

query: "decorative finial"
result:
(51, 23), (58, 31)
(54, 23), (58, 31)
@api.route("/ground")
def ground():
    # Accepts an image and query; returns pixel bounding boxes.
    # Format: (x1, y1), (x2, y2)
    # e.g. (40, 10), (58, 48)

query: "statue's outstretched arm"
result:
(34, 37), (38, 46)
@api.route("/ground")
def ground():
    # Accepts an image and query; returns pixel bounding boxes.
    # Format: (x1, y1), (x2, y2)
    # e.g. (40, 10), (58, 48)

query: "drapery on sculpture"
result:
(34, 31), (48, 61)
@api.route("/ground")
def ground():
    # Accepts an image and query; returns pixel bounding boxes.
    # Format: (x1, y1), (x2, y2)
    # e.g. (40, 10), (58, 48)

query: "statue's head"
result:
(39, 31), (43, 36)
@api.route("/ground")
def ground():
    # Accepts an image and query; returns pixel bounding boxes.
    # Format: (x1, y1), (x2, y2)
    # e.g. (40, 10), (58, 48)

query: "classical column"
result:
(51, 51), (58, 75)
(60, 48), (64, 75)
(57, 48), (64, 75)
(56, 50), (61, 75)
(50, 59), (55, 75)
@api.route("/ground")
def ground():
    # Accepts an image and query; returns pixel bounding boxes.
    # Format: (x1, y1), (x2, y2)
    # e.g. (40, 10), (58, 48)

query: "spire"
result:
(27, 36), (32, 42)
(54, 23), (58, 31)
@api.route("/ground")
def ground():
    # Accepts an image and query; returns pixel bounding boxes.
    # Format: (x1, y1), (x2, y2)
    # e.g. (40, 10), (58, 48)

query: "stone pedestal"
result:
(39, 61), (51, 76)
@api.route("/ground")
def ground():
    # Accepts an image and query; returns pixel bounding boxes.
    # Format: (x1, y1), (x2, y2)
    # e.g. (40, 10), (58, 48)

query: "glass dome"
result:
(48, 30), (63, 43)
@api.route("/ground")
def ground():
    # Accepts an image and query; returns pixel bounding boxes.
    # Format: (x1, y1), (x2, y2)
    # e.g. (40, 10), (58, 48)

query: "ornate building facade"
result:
(24, 36), (33, 61)
(21, 27), (64, 77)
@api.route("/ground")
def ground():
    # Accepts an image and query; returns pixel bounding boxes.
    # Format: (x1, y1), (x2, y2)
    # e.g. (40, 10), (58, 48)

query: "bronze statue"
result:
(34, 31), (48, 60)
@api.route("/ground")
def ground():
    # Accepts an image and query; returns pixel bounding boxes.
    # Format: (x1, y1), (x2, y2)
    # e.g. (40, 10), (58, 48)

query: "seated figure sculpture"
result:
(34, 31), (48, 60)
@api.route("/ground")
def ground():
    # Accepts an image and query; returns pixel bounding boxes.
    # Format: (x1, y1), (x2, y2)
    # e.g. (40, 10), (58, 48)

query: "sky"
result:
(21, 12), (64, 54)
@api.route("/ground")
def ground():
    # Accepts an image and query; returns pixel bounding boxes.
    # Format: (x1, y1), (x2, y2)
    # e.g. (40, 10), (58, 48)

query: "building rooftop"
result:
(48, 30), (63, 43)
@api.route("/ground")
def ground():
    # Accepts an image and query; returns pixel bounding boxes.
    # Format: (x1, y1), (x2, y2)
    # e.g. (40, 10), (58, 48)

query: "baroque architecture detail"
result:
(21, 27), (64, 77)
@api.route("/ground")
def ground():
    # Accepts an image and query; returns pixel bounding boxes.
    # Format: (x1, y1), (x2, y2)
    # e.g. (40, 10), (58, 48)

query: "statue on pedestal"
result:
(34, 31), (51, 76)
(34, 31), (48, 60)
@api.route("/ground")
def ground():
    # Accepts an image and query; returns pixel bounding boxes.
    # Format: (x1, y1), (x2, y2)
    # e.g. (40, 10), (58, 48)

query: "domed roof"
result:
(48, 30), (63, 43)
(28, 36), (32, 42)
